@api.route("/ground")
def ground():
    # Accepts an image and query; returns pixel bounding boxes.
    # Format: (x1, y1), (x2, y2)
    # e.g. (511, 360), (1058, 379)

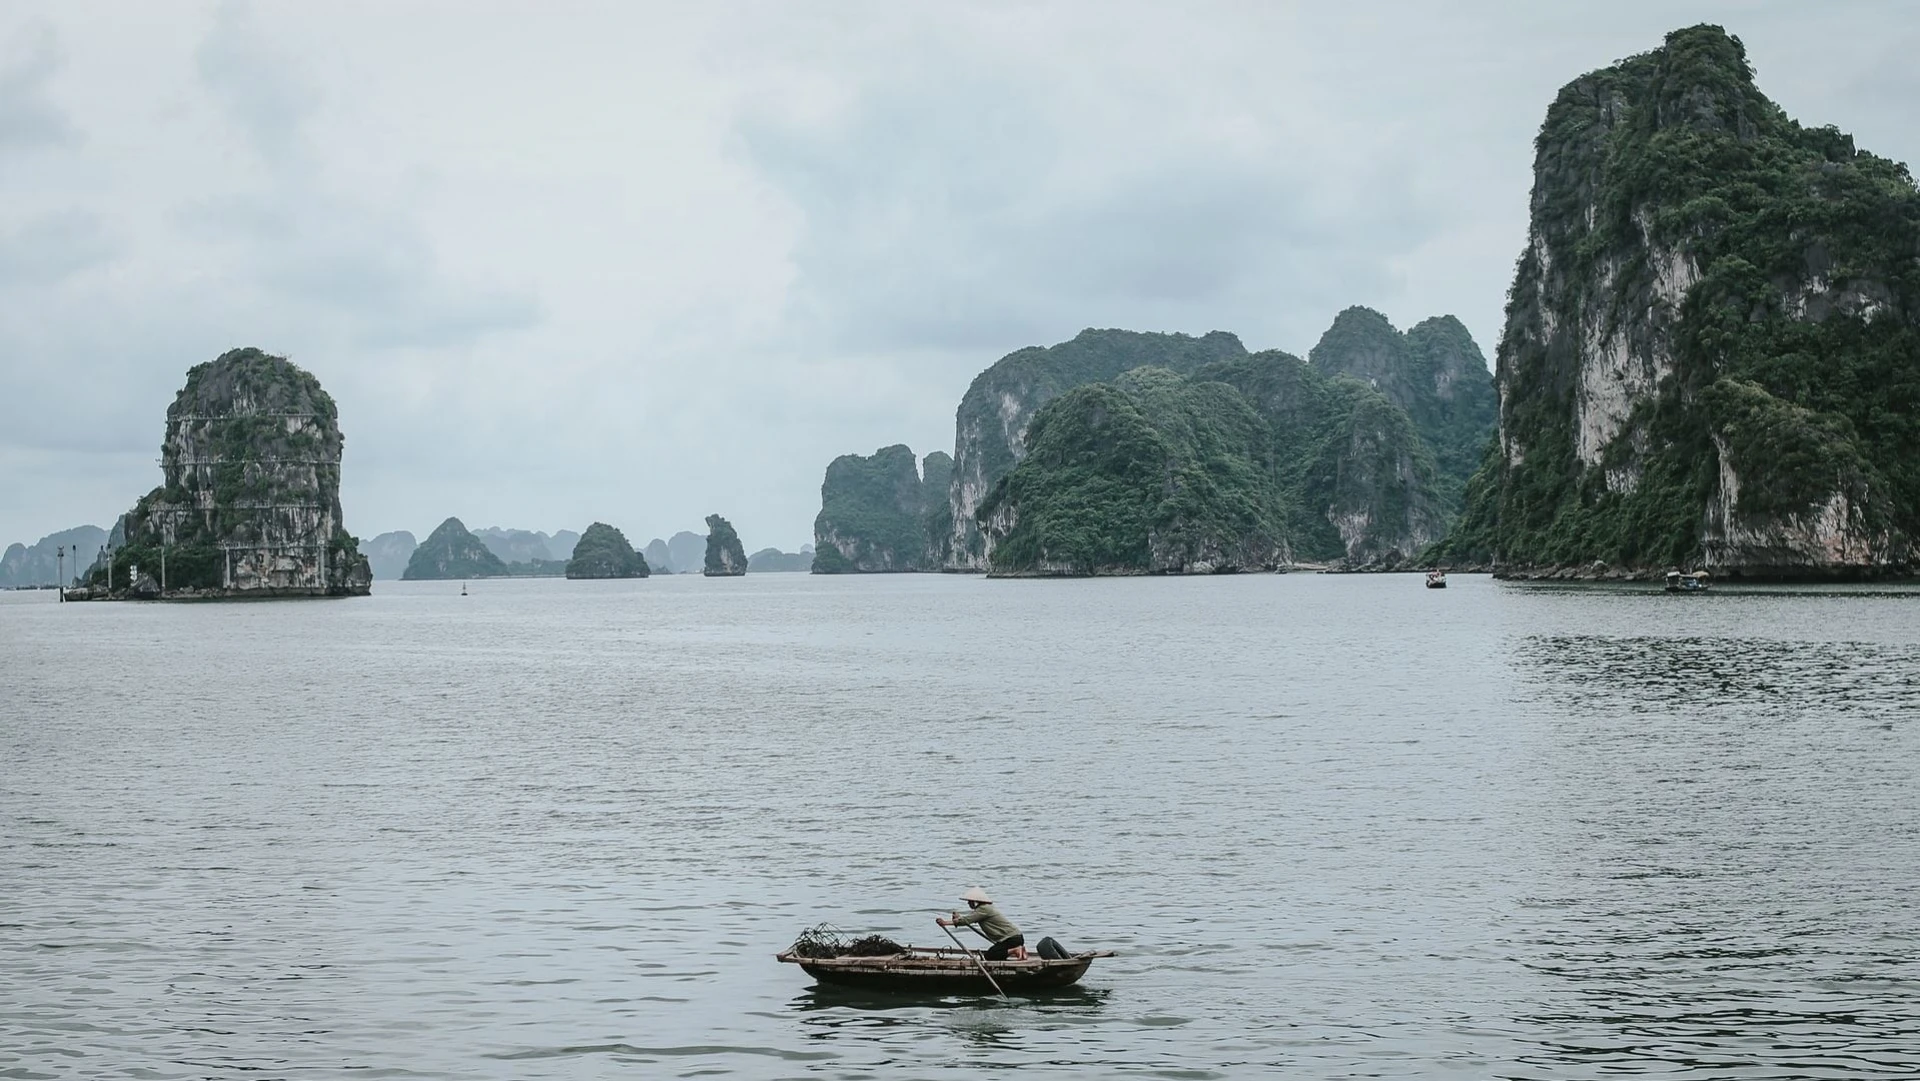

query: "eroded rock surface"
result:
(91, 348), (372, 597)
(1450, 25), (1919, 578)
(703, 514), (747, 576)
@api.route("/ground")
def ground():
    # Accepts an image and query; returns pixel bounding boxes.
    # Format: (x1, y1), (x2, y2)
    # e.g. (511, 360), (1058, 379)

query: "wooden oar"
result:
(939, 922), (1010, 1001)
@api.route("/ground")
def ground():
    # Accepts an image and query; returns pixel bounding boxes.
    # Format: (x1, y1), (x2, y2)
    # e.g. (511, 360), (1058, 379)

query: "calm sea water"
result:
(2, 574), (1916, 1079)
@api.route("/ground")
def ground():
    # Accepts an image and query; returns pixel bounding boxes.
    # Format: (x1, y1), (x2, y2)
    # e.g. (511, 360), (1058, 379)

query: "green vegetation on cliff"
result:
(1454, 24), (1920, 573)
(403, 517), (508, 580)
(1197, 350), (1447, 563)
(90, 347), (371, 595)
(957, 330), (1249, 487)
(1309, 307), (1496, 513)
(979, 350), (1452, 574)
(947, 329), (1251, 568)
(812, 445), (951, 572)
(804, 310), (1487, 578)
(980, 370), (1285, 574)
(566, 522), (649, 579)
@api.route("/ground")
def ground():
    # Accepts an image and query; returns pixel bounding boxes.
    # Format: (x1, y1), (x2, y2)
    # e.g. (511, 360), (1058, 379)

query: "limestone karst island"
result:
(812, 316), (1496, 577)
(68, 348), (373, 599)
(703, 515), (748, 576)
(808, 24), (1920, 582)
(9, 14), (1920, 1081)
(10, 24), (1919, 593)
(1437, 25), (1920, 579)
(565, 523), (650, 579)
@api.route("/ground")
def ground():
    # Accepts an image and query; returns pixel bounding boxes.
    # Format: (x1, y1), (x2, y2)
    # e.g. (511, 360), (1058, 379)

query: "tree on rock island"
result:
(566, 522), (649, 579)
(403, 517), (507, 580)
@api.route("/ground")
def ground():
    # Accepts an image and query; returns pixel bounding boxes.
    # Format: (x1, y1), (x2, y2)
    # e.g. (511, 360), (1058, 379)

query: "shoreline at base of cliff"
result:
(63, 585), (366, 601)
(1492, 563), (1915, 583)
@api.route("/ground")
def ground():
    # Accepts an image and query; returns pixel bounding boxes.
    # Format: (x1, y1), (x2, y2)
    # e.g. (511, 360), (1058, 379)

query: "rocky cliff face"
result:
(812, 445), (951, 572)
(1202, 351), (1450, 565)
(0, 525), (107, 588)
(945, 328), (1248, 570)
(1310, 389), (1450, 565)
(667, 531), (705, 574)
(1456, 24), (1920, 577)
(92, 348), (371, 597)
(403, 517), (507, 580)
(1310, 308), (1496, 509)
(976, 348), (1454, 575)
(979, 370), (1288, 575)
(364, 530), (416, 580)
(643, 538), (675, 573)
(703, 514), (747, 576)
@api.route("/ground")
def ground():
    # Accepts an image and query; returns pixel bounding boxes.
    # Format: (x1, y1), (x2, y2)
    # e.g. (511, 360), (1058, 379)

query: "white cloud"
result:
(729, 4), (1438, 355)
(0, 209), (117, 285)
(0, 23), (70, 153)
(194, 1), (315, 168)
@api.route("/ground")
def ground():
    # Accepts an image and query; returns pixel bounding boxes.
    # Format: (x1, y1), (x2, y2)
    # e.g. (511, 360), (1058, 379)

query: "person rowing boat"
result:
(936, 886), (1028, 960)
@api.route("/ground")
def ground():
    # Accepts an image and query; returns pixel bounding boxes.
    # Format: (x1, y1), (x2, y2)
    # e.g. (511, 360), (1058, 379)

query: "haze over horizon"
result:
(3, 2), (1917, 551)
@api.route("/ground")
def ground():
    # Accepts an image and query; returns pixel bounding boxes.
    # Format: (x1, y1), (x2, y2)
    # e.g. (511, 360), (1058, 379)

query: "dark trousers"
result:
(984, 934), (1024, 961)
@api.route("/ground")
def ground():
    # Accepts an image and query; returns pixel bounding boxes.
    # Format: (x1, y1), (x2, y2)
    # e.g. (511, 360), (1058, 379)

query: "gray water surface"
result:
(3, 574), (1916, 1078)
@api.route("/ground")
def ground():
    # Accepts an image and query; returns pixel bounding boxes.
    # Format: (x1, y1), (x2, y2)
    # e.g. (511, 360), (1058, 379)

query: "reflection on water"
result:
(1519, 633), (1920, 721)
(791, 983), (1113, 1014)
(790, 983), (1117, 1060)
(1507, 631), (1920, 1078)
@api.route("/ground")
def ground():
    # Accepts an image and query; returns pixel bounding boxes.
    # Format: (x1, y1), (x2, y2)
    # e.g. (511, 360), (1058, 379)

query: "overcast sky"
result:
(2, 2), (1916, 550)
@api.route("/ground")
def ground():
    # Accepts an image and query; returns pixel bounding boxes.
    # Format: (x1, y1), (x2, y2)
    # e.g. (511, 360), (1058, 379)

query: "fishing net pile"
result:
(788, 924), (907, 958)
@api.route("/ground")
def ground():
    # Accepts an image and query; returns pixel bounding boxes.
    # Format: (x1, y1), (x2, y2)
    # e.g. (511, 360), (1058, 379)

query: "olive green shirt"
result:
(954, 903), (1020, 943)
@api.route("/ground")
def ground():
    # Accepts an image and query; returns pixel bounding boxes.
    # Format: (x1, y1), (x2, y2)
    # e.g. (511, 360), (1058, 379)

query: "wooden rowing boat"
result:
(776, 945), (1115, 995)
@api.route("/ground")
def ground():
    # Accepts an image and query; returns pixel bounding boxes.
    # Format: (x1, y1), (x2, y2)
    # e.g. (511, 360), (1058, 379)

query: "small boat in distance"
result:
(1665, 569), (1710, 593)
(1426, 569), (1447, 589)
(777, 944), (1114, 995)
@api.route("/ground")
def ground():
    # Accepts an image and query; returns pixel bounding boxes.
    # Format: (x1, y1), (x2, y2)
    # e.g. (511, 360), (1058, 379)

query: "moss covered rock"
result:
(1452, 24), (1919, 577)
(91, 348), (372, 597)
(946, 328), (1250, 569)
(977, 350), (1451, 575)
(979, 371), (1287, 575)
(703, 514), (747, 576)
(566, 522), (649, 579)
(1309, 308), (1496, 513)
(403, 517), (507, 580)
(812, 445), (951, 572)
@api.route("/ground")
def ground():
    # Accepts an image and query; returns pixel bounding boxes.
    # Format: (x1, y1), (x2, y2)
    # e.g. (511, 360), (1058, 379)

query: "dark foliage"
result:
(403, 517), (510, 580)
(1455, 24), (1920, 570)
(812, 445), (940, 572)
(565, 522), (650, 579)
(704, 514), (747, 575)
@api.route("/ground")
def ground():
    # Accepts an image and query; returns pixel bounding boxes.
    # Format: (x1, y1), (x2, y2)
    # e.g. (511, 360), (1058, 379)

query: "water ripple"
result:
(2, 576), (1916, 1078)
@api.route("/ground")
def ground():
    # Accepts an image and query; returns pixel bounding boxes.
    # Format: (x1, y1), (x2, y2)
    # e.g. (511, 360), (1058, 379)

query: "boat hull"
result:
(778, 947), (1110, 996)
